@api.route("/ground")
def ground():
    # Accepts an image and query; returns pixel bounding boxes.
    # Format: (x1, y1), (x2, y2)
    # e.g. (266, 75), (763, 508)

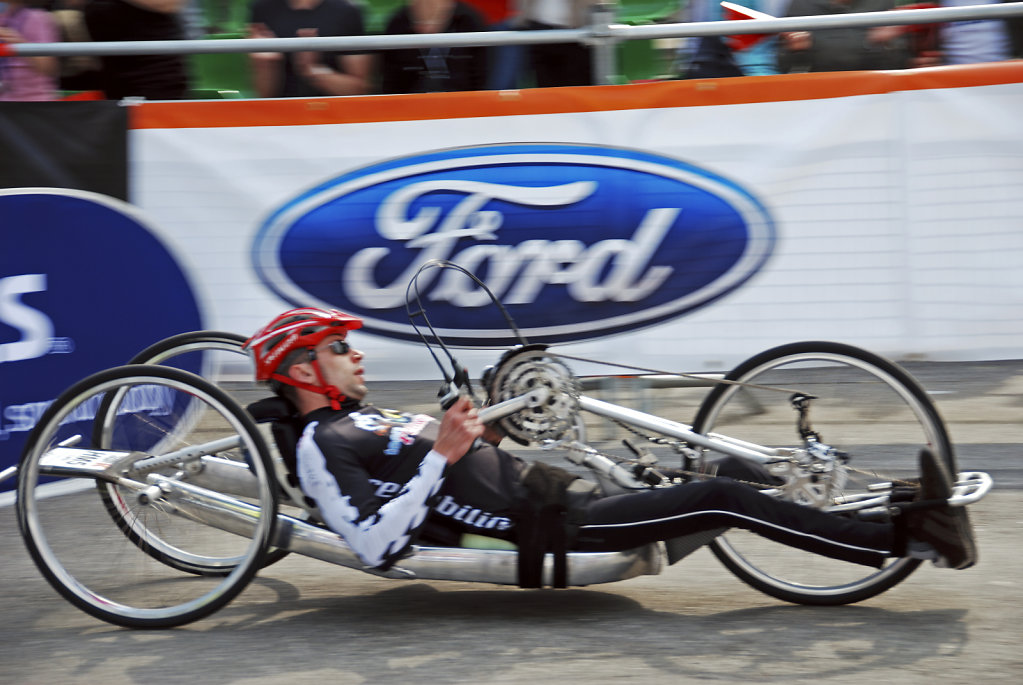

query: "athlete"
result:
(244, 307), (977, 578)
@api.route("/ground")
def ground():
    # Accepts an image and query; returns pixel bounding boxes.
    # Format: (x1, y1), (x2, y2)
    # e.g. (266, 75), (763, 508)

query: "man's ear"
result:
(287, 361), (317, 384)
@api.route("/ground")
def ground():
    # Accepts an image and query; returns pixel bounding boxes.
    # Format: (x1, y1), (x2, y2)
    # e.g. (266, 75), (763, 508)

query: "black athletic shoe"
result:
(905, 449), (977, 570)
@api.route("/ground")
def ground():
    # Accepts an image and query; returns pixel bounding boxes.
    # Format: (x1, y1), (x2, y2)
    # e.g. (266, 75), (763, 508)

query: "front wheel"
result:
(17, 365), (278, 628)
(692, 341), (953, 605)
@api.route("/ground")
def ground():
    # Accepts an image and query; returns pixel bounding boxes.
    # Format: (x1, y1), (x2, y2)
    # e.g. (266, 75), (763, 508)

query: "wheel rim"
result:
(95, 334), (268, 575)
(695, 346), (945, 601)
(115, 332), (301, 571)
(17, 368), (276, 626)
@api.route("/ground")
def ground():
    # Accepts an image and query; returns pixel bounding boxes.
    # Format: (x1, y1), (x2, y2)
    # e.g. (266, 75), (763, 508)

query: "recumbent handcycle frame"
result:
(9, 326), (991, 628)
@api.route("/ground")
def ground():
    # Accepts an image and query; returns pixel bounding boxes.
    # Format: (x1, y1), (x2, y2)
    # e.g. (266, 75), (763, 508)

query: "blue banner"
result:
(0, 191), (203, 490)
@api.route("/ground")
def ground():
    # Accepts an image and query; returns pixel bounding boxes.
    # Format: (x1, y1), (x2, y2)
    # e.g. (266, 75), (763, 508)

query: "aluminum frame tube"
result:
(577, 394), (782, 462)
(149, 473), (666, 586)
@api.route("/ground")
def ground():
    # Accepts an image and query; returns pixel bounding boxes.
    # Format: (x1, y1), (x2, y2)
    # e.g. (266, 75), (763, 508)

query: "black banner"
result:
(0, 101), (128, 200)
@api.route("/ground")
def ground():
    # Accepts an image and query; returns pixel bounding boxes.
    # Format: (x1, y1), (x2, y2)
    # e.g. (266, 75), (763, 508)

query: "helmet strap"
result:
(308, 356), (344, 410)
(270, 351), (345, 410)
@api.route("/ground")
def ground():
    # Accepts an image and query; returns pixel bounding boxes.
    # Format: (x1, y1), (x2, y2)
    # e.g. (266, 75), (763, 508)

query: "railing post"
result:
(589, 3), (619, 85)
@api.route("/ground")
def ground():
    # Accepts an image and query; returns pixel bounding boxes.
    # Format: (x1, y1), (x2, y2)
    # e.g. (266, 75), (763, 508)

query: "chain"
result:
(554, 437), (778, 491)
(563, 414), (918, 493)
(558, 414), (780, 490)
(493, 349), (918, 494)
(548, 351), (807, 395)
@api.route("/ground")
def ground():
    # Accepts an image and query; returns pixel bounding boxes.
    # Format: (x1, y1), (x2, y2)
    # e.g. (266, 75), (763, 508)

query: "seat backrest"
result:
(246, 396), (317, 509)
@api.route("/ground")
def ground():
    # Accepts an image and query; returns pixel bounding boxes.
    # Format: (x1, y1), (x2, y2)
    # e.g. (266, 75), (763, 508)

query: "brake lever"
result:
(438, 360), (476, 410)
(438, 381), (462, 410)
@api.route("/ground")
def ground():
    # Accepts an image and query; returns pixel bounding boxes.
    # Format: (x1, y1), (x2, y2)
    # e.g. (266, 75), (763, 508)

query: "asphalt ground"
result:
(1, 360), (1021, 684)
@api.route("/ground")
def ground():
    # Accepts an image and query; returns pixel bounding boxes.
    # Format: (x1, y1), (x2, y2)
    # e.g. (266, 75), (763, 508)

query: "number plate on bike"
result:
(39, 447), (131, 476)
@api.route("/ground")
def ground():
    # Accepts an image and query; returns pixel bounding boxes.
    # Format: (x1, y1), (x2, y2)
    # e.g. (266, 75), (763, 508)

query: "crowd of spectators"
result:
(0, 0), (60, 100)
(0, 0), (1020, 101)
(680, 0), (1021, 76)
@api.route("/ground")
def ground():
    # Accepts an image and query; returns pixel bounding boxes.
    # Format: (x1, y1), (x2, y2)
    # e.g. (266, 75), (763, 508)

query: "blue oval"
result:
(0, 190), (204, 488)
(252, 144), (775, 346)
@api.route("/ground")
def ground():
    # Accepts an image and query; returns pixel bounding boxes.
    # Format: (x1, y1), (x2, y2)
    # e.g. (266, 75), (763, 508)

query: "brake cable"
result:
(404, 259), (527, 407)
(402, 266), (910, 489)
(405, 261), (819, 441)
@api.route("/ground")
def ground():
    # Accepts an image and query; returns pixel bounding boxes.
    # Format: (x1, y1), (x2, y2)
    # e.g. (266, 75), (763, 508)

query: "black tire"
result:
(95, 330), (293, 573)
(691, 341), (953, 605)
(17, 365), (278, 628)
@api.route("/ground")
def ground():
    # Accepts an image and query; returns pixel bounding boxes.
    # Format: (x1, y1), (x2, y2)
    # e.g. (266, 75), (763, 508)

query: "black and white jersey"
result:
(295, 404), (525, 569)
(295, 404), (897, 572)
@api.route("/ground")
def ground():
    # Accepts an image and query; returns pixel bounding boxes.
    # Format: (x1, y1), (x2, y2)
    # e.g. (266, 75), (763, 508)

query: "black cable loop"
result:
(404, 259), (529, 402)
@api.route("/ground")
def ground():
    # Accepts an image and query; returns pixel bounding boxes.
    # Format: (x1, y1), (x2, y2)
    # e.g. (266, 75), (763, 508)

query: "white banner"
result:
(131, 66), (1023, 378)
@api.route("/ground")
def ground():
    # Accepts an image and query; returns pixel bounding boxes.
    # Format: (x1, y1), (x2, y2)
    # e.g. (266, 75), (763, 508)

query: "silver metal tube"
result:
(149, 474), (665, 586)
(5, 5), (1021, 57)
(281, 514), (663, 585)
(578, 394), (778, 462)
(0, 466), (16, 486)
(5, 29), (586, 57)
(147, 474), (271, 535)
(949, 471), (993, 507)
(478, 386), (551, 424)
(702, 431), (792, 458)
(184, 456), (263, 499)
(615, 3), (1023, 39)
(129, 435), (242, 474)
(591, 3), (619, 87)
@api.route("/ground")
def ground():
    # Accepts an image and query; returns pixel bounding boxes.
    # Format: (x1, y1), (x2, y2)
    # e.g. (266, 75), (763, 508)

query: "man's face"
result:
(306, 333), (368, 401)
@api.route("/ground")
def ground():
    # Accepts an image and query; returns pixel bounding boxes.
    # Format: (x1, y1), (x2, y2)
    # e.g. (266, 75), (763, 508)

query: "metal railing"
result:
(2, 3), (1021, 85)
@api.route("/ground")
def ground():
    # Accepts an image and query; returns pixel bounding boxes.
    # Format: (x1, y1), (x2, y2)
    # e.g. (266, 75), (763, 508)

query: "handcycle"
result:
(10, 272), (993, 629)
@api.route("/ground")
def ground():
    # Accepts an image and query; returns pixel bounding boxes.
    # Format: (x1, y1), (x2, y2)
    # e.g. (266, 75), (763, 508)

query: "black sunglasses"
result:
(307, 339), (352, 361)
(326, 339), (352, 356)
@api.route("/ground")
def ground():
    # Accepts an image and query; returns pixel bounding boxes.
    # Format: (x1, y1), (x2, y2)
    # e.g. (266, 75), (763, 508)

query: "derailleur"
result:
(763, 394), (851, 507)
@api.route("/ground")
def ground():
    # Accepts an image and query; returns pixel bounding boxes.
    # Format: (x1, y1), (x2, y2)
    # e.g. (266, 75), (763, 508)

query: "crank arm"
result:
(478, 386), (552, 424)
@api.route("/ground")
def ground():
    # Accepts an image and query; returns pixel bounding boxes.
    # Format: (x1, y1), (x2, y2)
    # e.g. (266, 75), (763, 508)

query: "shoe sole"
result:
(918, 449), (977, 569)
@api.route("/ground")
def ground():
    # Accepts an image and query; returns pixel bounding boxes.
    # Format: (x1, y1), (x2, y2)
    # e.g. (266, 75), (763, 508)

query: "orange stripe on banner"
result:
(131, 62), (1023, 130)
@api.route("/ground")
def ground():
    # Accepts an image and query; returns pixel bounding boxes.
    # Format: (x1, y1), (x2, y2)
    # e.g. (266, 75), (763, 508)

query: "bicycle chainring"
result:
(488, 348), (580, 445)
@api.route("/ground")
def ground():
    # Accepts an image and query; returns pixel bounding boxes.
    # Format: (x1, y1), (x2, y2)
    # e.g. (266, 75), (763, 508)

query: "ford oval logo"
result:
(252, 144), (776, 346)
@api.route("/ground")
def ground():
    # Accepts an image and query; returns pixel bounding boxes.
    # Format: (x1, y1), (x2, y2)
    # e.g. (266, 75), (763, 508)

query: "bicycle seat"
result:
(246, 396), (319, 511)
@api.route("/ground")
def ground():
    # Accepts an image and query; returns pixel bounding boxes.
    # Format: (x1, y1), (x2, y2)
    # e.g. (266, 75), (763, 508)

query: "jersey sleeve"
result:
(295, 419), (448, 569)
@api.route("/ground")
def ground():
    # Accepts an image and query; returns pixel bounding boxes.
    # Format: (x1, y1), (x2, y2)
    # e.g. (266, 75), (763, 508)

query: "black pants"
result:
(574, 477), (894, 568)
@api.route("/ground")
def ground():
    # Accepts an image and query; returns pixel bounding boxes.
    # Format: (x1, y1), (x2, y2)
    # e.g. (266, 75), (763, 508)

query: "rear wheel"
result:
(127, 330), (249, 367)
(692, 341), (952, 605)
(17, 365), (278, 628)
(96, 331), (295, 573)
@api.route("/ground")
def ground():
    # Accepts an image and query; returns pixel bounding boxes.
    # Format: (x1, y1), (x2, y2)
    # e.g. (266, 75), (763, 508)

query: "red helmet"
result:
(244, 308), (363, 395)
